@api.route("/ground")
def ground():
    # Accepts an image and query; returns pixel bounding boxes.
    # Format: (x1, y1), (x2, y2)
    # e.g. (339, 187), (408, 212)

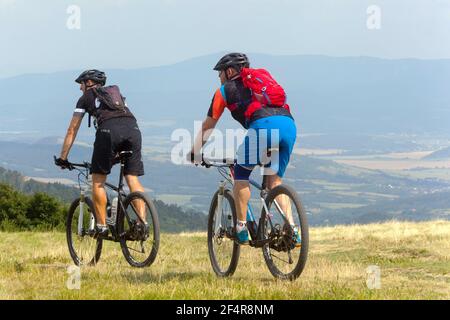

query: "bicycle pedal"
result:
(94, 228), (109, 240)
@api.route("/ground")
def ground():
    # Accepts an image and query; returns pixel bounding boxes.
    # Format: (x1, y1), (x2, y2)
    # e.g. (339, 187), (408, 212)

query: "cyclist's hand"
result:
(186, 151), (195, 164)
(187, 151), (203, 165)
(54, 157), (72, 170)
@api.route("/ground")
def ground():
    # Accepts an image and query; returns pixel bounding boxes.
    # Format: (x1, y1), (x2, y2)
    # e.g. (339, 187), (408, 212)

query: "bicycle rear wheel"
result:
(66, 197), (102, 266)
(118, 192), (160, 268)
(207, 189), (240, 277)
(261, 184), (309, 280)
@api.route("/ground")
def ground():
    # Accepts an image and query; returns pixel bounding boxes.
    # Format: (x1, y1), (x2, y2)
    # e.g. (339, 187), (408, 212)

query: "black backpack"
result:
(94, 85), (126, 111)
(88, 85), (127, 127)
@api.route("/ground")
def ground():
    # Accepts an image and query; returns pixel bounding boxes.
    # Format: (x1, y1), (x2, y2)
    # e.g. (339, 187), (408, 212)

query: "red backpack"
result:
(240, 68), (288, 119)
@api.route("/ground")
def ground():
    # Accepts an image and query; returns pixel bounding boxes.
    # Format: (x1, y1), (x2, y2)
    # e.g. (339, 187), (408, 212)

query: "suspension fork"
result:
(78, 190), (95, 235)
(214, 181), (227, 235)
(78, 191), (85, 236)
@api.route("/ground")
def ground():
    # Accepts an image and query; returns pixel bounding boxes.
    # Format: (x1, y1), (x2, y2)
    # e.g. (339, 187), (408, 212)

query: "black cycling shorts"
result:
(91, 117), (144, 176)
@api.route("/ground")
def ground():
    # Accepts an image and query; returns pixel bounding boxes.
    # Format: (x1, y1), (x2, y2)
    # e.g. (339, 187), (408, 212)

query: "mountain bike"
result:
(200, 156), (309, 281)
(54, 152), (160, 268)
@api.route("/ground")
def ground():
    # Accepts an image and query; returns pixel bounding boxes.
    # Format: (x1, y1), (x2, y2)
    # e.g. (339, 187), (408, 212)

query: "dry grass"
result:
(0, 220), (449, 300)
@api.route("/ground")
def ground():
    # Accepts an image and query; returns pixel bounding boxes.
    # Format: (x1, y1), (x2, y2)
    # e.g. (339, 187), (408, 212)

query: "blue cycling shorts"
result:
(234, 115), (297, 181)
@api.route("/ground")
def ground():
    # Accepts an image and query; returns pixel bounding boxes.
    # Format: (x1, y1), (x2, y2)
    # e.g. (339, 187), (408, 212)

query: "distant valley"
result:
(1, 135), (449, 226)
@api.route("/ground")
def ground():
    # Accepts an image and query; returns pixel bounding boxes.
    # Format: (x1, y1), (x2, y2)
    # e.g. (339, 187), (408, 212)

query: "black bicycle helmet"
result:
(213, 53), (250, 71)
(75, 69), (107, 86)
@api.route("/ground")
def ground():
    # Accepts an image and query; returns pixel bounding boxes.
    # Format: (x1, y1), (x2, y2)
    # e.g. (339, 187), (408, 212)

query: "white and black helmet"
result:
(213, 53), (250, 71)
(75, 69), (107, 86)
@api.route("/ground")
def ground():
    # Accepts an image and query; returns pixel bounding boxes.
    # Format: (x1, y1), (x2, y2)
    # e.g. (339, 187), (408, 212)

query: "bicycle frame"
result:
(103, 162), (129, 241)
(207, 159), (291, 247)
(68, 158), (132, 241)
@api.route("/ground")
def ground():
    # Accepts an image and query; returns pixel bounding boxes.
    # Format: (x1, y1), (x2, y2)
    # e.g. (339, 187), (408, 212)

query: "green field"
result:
(0, 220), (449, 300)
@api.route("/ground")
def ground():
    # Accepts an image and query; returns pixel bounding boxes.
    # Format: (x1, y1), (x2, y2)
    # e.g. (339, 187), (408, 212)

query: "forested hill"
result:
(0, 167), (207, 233)
(0, 167), (78, 202)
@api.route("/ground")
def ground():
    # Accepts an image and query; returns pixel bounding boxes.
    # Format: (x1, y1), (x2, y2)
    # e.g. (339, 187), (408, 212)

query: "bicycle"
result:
(54, 151), (160, 268)
(200, 156), (309, 281)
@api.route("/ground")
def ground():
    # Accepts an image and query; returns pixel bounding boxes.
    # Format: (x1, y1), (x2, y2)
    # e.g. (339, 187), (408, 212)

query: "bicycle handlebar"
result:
(196, 155), (235, 168)
(70, 162), (91, 169)
(53, 156), (90, 171)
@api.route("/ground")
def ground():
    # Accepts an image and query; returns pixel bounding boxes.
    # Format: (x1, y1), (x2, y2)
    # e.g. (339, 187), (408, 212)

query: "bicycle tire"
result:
(66, 197), (103, 266)
(207, 189), (240, 277)
(118, 192), (160, 268)
(261, 184), (309, 280)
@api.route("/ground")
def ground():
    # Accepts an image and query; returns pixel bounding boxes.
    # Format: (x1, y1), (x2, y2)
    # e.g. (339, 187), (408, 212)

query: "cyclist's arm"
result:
(60, 114), (83, 160)
(190, 88), (226, 155)
(191, 116), (218, 155)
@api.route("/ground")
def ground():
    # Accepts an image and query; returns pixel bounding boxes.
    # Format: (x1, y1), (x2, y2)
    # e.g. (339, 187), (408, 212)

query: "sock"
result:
(96, 224), (107, 229)
(236, 220), (247, 233)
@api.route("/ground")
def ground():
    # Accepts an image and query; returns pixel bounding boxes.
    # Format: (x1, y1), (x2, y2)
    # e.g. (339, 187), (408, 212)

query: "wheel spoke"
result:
(126, 244), (145, 254)
(269, 251), (292, 264)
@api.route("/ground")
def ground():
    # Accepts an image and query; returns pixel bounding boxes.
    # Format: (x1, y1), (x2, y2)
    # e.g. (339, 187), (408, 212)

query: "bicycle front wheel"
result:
(261, 184), (309, 280)
(66, 197), (102, 266)
(118, 192), (160, 268)
(207, 189), (240, 277)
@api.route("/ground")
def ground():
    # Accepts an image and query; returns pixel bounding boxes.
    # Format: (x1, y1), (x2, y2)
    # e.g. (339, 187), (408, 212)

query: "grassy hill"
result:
(0, 220), (448, 299)
(0, 166), (79, 203)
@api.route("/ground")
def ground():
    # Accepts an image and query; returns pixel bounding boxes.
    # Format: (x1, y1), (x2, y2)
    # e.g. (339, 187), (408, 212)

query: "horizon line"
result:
(2, 52), (450, 80)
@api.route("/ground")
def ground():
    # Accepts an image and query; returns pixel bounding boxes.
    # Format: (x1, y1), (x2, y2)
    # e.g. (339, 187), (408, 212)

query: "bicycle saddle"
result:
(117, 151), (133, 161)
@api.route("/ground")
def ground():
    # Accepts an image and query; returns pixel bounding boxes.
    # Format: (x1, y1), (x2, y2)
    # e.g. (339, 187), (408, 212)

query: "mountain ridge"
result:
(4, 53), (450, 79)
(1, 53), (449, 137)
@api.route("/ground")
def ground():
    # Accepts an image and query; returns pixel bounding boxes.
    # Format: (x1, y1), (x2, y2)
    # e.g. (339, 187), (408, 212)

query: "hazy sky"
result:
(1, 0), (449, 77)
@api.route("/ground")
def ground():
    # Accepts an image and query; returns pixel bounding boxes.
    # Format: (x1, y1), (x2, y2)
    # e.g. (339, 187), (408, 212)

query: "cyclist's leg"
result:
(234, 127), (258, 243)
(91, 125), (114, 227)
(233, 166), (253, 244)
(92, 173), (108, 225)
(235, 126), (260, 222)
(233, 178), (251, 222)
(265, 116), (297, 224)
(123, 121), (146, 222)
(125, 175), (144, 192)
(125, 175), (146, 222)
(266, 174), (294, 224)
